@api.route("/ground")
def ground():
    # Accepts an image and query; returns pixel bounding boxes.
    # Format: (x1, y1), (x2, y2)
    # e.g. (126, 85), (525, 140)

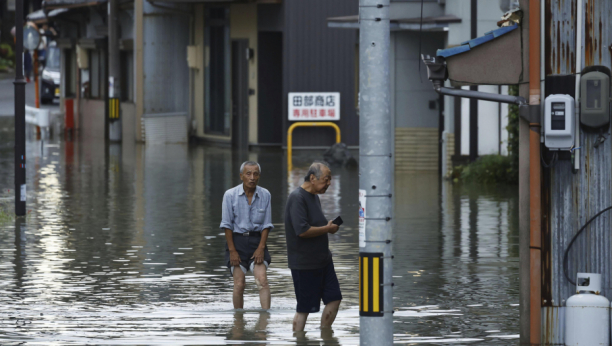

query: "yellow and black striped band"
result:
(359, 252), (384, 317)
(109, 98), (120, 120)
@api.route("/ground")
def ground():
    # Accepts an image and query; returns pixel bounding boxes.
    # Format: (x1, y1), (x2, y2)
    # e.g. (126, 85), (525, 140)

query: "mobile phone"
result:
(332, 216), (343, 226)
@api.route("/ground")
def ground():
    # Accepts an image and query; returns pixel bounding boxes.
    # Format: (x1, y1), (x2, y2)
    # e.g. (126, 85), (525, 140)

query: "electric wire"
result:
(563, 206), (612, 286)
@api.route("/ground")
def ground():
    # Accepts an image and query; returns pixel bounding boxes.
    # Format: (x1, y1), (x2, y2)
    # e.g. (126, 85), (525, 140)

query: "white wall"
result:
(446, 0), (510, 157)
(461, 85), (511, 156)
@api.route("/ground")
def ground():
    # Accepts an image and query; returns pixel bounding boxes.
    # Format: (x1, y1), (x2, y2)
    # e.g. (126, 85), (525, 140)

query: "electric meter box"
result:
(544, 94), (575, 150)
(580, 71), (610, 129)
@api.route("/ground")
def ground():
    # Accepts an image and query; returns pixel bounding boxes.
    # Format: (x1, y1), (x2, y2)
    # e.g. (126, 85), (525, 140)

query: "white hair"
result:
(240, 161), (261, 174)
(304, 161), (330, 181)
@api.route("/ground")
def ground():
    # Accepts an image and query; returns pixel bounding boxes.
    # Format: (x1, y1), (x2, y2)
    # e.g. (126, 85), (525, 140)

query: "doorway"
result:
(257, 32), (283, 145)
(232, 39), (249, 150)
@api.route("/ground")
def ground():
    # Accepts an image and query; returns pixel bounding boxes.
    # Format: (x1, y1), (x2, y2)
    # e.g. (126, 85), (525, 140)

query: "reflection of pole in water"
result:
(13, 220), (27, 295)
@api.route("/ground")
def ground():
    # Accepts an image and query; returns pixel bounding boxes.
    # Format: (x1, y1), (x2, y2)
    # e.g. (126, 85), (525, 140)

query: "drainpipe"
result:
(573, 0), (583, 173)
(528, 0), (542, 345)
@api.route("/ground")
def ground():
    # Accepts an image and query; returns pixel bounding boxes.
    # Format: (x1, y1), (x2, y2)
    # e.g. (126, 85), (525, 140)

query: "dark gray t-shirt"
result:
(284, 187), (332, 270)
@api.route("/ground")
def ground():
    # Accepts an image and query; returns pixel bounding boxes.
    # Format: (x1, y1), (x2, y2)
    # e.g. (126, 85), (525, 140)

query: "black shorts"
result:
(225, 233), (271, 273)
(290, 260), (342, 313)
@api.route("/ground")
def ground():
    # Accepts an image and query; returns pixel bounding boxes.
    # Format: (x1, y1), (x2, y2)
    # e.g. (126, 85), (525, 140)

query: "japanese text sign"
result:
(288, 92), (340, 121)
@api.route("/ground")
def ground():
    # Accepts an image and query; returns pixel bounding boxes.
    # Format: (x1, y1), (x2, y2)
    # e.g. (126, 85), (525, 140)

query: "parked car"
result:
(41, 41), (60, 104)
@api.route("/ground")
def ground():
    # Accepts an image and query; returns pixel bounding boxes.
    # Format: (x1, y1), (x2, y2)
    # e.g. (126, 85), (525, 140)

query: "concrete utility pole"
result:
(14, 0), (26, 216)
(108, 0), (121, 141)
(358, 0), (393, 345)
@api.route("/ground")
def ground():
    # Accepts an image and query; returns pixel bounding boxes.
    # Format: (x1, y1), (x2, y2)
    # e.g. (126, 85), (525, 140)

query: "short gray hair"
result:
(240, 161), (261, 174)
(304, 161), (330, 182)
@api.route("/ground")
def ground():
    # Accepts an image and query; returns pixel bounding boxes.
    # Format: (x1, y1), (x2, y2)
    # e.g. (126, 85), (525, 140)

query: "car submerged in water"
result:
(41, 41), (60, 104)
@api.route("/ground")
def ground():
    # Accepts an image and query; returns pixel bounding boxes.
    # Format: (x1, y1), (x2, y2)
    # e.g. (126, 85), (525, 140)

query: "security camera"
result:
(421, 54), (448, 87)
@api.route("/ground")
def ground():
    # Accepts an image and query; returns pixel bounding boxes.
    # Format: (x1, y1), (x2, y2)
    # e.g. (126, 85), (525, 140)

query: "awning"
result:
(26, 8), (70, 24)
(43, 0), (107, 11)
(327, 14), (461, 31)
(434, 24), (524, 86)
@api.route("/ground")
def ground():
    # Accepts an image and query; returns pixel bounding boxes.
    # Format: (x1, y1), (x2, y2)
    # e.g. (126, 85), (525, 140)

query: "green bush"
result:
(449, 85), (520, 185)
(0, 43), (15, 70)
(451, 155), (517, 184)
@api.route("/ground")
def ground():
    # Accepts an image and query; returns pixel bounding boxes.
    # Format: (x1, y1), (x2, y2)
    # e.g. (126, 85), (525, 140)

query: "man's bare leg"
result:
(253, 264), (270, 309)
(293, 312), (309, 332)
(232, 266), (246, 309)
(320, 300), (341, 328)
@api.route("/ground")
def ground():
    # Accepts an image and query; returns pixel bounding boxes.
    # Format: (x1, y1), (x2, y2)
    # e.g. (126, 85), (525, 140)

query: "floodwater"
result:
(0, 125), (519, 345)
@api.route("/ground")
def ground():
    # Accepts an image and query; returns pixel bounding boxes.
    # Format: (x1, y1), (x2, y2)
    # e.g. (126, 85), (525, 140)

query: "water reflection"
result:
(0, 136), (519, 344)
(227, 311), (269, 344)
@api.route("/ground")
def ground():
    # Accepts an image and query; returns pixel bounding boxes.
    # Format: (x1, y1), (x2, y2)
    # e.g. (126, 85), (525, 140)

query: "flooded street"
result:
(0, 130), (519, 345)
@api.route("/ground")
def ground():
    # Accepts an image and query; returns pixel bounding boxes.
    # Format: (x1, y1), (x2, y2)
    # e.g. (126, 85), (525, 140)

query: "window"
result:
(80, 69), (90, 99)
(64, 49), (77, 97)
(205, 7), (230, 135)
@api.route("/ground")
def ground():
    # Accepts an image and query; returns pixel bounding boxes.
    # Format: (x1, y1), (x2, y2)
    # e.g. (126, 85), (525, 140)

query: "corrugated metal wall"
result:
(282, 0), (358, 148)
(544, 0), (577, 75)
(546, 0), (612, 343)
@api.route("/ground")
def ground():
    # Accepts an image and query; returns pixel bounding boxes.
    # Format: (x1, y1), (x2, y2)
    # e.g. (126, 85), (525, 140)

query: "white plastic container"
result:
(565, 273), (610, 346)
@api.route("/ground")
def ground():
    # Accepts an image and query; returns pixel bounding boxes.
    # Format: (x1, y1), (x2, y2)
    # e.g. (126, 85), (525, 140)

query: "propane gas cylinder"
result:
(565, 273), (610, 346)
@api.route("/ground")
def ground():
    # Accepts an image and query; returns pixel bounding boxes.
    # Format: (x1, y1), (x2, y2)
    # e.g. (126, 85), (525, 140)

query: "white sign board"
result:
(20, 184), (26, 202)
(288, 92), (340, 121)
(359, 189), (366, 248)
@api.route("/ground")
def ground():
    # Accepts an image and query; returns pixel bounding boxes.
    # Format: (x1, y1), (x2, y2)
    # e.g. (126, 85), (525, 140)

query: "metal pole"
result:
(14, 0), (26, 216)
(469, 0), (478, 162)
(108, 0), (121, 141)
(359, 0), (393, 345)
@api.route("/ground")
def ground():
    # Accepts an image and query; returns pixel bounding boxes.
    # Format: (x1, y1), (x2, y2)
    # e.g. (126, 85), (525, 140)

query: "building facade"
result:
(329, 0), (515, 174)
(46, 0), (359, 149)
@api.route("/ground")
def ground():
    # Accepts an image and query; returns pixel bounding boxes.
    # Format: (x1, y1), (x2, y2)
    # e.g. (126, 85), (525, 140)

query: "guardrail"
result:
(287, 122), (341, 173)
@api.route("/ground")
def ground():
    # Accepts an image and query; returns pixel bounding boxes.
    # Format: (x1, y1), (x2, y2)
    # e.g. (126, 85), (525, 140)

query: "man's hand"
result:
(229, 250), (241, 267)
(251, 247), (265, 264)
(327, 220), (340, 234)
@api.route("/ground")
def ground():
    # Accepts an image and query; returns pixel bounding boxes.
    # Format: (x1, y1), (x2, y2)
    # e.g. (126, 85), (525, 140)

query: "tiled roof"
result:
(437, 24), (518, 58)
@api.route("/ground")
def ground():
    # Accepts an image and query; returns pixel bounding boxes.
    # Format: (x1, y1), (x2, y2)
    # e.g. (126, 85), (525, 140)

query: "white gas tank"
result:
(565, 273), (610, 346)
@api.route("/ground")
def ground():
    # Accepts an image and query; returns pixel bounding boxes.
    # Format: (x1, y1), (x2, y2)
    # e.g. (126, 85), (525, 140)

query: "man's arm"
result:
(219, 192), (234, 231)
(221, 192), (240, 267)
(225, 229), (241, 266)
(289, 195), (339, 238)
(298, 221), (338, 238)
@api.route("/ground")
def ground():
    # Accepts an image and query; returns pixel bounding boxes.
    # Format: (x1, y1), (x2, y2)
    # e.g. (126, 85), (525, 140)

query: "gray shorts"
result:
(225, 233), (271, 274)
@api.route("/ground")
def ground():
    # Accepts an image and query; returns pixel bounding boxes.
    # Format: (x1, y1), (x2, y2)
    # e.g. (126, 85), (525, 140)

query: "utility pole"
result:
(108, 0), (121, 141)
(14, 0), (26, 216)
(358, 0), (393, 345)
(469, 0), (478, 162)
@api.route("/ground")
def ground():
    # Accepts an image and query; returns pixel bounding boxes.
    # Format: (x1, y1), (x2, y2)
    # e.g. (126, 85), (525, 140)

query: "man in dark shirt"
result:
(285, 161), (341, 332)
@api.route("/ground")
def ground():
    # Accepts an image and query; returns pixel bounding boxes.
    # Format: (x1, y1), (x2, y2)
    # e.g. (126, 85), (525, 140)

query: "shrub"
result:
(452, 155), (517, 184)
